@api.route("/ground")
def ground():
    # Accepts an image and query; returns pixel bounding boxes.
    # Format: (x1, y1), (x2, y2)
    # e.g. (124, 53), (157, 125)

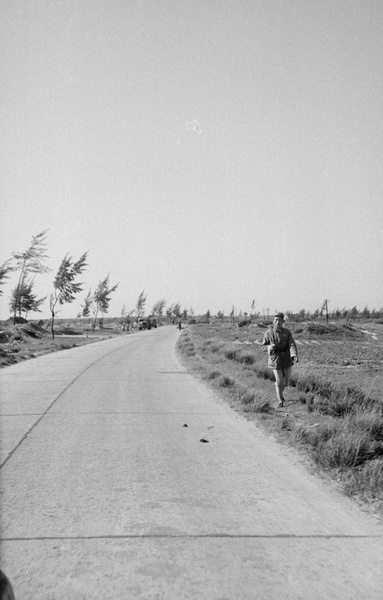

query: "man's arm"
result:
(289, 331), (298, 363)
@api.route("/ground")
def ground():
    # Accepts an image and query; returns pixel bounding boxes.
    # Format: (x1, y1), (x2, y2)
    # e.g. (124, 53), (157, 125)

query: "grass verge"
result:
(177, 323), (383, 516)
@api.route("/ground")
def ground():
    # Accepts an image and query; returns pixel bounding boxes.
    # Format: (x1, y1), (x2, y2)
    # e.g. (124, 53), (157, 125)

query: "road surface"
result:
(1, 326), (382, 599)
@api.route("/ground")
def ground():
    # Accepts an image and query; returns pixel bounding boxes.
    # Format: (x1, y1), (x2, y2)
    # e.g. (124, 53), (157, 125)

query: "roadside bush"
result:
(238, 319), (252, 328)
(343, 459), (383, 500)
(207, 370), (221, 380)
(306, 322), (361, 338)
(224, 347), (239, 361)
(294, 419), (383, 470)
(238, 351), (256, 365)
(219, 375), (235, 388)
(177, 334), (195, 357)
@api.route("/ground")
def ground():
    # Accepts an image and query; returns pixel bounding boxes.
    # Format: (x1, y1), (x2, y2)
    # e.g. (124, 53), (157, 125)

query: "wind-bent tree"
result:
(92, 274), (118, 331)
(11, 230), (50, 324)
(49, 253), (88, 339)
(9, 277), (46, 321)
(135, 289), (147, 321)
(79, 289), (93, 318)
(172, 302), (181, 318)
(166, 304), (174, 320)
(152, 299), (166, 318)
(0, 260), (14, 297)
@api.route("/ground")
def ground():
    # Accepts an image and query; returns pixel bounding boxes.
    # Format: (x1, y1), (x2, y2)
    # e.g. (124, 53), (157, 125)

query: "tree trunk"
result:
(13, 263), (27, 325)
(51, 310), (55, 340)
(92, 308), (99, 332)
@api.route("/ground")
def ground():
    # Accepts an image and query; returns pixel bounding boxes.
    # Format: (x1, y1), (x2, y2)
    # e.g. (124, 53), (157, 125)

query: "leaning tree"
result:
(49, 253), (88, 339)
(92, 274), (118, 331)
(11, 230), (50, 324)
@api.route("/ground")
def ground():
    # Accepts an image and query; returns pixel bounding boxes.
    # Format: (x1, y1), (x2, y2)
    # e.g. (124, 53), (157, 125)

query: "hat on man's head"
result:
(274, 312), (284, 319)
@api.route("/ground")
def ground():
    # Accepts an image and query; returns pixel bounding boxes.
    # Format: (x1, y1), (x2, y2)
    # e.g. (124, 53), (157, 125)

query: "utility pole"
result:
(324, 299), (330, 323)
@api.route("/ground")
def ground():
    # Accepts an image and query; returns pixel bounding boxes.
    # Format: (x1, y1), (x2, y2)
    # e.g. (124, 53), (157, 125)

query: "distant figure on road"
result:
(262, 312), (298, 407)
(177, 318), (182, 330)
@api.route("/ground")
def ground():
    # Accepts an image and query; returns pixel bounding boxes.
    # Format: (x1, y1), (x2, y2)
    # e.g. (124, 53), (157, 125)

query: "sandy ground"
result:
(0, 320), (125, 369)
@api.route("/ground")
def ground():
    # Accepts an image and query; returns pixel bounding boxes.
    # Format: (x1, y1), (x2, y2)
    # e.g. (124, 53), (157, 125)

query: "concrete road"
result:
(1, 326), (382, 599)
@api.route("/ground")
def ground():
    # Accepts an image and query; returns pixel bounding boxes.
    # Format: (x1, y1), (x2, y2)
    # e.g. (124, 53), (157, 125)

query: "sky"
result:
(1, 0), (382, 320)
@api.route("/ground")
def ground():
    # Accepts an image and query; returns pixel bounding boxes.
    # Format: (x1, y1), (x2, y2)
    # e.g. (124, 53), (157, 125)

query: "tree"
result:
(80, 289), (93, 318)
(166, 304), (174, 320)
(135, 289), (147, 320)
(182, 307), (188, 320)
(11, 230), (50, 324)
(152, 299), (166, 317)
(92, 274), (118, 331)
(172, 302), (181, 318)
(9, 277), (46, 320)
(217, 310), (224, 320)
(0, 259), (14, 297)
(49, 253), (88, 339)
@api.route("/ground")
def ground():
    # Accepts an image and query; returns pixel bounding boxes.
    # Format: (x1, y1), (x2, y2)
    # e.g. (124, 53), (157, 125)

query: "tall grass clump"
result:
(218, 375), (235, 388)
(207, 369), (222, 380)
(238, 351), (256, 366)
(234, 386), (271, 413)
(294, 411), (383, 473)
(177, 333), (195, 357)
(343, 459), (383, 500)
(223, 346), (240, 361)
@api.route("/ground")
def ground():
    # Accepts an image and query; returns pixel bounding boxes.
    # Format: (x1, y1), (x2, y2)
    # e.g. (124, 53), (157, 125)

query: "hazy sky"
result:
(1, 0), (382, 319)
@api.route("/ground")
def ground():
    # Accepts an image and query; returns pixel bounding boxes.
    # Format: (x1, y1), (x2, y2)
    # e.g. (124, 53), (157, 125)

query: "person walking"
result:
(262, 312), (298, 407)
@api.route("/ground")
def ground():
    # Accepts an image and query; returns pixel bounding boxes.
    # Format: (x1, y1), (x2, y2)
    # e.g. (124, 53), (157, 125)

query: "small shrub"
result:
(208, 370), (221, 380)
(210, 342), (224, 353)
(219, 375), (235, 387)
(237, 390), (256, 405)
(252, 395), (271, 413)
(224, 347), (239, 361)
(238, 351), (255, 365)
(343, 459), (383, 500)
(238, 319), (252, 328)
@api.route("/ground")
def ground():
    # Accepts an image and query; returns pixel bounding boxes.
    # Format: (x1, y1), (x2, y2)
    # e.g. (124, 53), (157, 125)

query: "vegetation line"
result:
(177, 321), (383, 516)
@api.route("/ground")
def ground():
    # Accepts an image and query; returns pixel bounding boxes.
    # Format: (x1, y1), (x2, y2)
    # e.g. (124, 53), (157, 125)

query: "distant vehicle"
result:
(147, 315), (157, 329)
(138, 318), (147, 331)
(138, 316), (157, 331)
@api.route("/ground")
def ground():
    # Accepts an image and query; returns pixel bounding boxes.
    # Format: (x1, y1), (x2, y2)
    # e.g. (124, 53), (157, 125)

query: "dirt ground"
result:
(0, 319), (126, 369)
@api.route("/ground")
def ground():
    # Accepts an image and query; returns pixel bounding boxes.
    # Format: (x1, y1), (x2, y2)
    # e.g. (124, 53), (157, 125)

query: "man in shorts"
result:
(262, 312), (298, 407)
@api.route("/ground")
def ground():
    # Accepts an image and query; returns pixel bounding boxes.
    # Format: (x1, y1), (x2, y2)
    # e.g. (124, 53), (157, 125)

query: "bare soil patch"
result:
(0, 319), (126, 369)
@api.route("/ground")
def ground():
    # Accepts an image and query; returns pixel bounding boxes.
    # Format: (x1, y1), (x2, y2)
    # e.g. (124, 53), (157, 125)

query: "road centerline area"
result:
(1, 326), (382, 599)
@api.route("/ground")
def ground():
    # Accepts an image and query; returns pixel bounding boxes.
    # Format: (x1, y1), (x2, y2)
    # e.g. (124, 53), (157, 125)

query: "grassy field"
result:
(176, 320), (383, 516)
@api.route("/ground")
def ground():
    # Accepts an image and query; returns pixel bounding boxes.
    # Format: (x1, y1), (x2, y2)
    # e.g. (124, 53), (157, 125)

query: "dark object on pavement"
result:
(200, 438), (209, 443)
(0, 570), (15, 600)
(183, 423), (188, 427)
